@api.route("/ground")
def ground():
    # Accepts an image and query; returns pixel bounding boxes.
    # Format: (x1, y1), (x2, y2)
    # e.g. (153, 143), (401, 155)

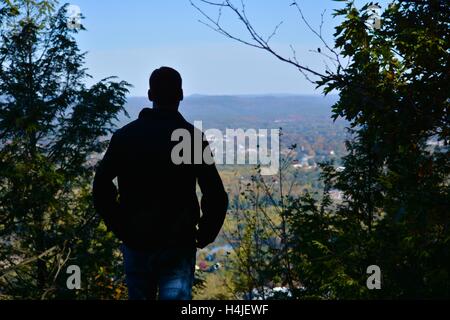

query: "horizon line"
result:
(126, 93), (337, 99)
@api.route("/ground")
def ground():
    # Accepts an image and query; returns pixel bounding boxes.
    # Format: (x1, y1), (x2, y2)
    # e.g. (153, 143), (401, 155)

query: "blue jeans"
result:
(120, 245), (196, 300)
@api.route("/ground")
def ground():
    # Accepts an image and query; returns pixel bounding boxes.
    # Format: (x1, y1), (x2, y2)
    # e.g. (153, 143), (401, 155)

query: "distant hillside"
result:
(119, 95), (341, 129)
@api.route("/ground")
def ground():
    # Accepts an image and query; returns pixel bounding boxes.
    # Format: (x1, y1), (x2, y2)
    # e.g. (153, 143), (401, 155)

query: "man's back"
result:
(93, 107), (228, 250)
(93, 66), (227, 300)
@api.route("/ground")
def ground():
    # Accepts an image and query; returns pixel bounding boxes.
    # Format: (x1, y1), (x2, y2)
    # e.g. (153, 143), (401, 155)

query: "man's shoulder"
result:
(181, 119), (196, 131)
(112, 111), (202, 137)
(114, 120), (137, 135)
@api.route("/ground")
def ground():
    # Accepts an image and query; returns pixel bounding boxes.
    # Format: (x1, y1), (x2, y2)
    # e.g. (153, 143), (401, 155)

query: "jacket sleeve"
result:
(196, 139), (229, 248)
(93, 133), (123, 236)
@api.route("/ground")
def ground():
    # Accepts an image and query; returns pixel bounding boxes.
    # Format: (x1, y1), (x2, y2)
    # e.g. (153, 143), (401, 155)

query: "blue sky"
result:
(71, 0), (390, 96)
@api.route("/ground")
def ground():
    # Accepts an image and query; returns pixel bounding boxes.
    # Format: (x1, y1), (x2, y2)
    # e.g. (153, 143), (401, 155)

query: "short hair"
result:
(149, 67), (182, 104)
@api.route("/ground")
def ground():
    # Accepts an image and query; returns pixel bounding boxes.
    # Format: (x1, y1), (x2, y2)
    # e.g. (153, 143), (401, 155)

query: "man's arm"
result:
(93, 133), (122, 236)
(196, 140), (228, 248)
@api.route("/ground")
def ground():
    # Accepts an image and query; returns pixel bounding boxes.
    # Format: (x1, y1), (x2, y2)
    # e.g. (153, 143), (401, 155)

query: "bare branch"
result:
(0, 246), (58, 279)
(290, 45), (315, 83)
(190, 0), (327, 81)
(267, 21), (284, 44)
(291, 3), (342, 66)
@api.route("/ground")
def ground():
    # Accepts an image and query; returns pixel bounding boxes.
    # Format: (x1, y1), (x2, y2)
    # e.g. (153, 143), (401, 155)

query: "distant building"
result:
(329, 189), (344, 201)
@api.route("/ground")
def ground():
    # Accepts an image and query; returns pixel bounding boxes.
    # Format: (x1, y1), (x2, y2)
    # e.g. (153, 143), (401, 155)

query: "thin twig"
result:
(190, 0), (327, 81)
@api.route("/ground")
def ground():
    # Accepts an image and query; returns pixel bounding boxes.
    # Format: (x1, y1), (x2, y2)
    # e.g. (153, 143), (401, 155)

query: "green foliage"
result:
(0, 0), (448, 300)
(222, 0), (449, 299)
(317, 0), (449, 298)
(0, 1), (130, 299)
(193, 270), (235, 300)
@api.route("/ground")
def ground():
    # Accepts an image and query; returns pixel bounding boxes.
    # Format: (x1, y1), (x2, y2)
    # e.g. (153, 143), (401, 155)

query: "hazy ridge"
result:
(120, 95), (341, 129)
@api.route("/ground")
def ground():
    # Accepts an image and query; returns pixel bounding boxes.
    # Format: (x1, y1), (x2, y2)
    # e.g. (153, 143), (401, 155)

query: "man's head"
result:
(148, 67), (183, 110)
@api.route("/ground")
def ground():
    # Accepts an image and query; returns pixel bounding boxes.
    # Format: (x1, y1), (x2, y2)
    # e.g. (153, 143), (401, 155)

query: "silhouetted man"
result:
(93, 67), (228, 300)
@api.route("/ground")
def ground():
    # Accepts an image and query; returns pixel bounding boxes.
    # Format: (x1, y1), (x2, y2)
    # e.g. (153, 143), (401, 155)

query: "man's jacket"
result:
(93, 108), (228, 250)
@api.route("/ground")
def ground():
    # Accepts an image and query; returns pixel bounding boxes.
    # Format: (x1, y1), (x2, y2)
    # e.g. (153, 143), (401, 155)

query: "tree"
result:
(0, 0), (130, 299)
(224, 145), (303, 299)
(192, 0), (449, 298)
